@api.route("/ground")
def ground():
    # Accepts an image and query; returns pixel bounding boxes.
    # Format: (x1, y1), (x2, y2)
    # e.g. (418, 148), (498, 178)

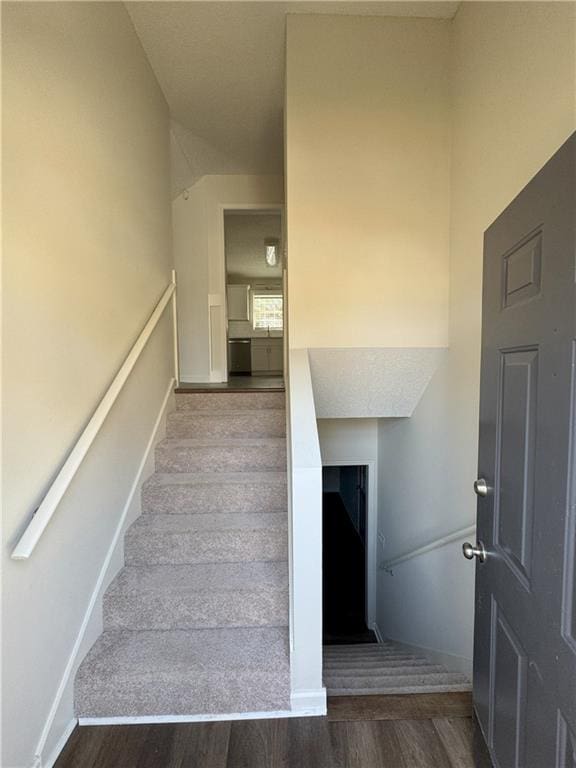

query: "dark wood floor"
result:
(175, 376), (284, 393)
(55, 695), (492, 768)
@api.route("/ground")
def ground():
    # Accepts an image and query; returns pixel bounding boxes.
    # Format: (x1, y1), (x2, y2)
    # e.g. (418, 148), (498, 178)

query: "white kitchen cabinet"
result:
(227, 284), (250, 321)
(251, 337), (283, 374)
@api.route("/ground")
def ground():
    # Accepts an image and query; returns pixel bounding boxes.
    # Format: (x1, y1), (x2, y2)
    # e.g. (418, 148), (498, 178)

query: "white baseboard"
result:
(371, 621), (385, 644)
(39, 719), (76, 768)
(34, 378), (175, 768)
(290, 688), (327, 716)
(178, 373), (211, 384)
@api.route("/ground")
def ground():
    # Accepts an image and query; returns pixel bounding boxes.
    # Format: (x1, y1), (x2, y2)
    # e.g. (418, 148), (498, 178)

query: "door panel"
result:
(496, 348), (537, 584)
(474, 133), (576, 768)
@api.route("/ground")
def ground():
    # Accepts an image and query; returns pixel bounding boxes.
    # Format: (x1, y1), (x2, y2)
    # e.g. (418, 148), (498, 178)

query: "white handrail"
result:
(381, 523), (476, 572)
(11, 272), (178, 560)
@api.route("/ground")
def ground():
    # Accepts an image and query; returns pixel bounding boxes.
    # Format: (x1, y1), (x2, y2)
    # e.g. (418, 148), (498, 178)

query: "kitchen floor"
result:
(175, 376), (284, 392)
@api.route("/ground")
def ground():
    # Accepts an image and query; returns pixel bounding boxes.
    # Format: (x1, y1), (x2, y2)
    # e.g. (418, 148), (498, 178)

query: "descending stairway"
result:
(75, 389), (290, 719)
(323, 642), (471, 696)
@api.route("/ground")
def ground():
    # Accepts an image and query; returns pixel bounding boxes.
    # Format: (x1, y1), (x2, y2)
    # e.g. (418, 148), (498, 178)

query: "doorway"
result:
(223, 209), (284, 389)
(322, 464), (376, 645)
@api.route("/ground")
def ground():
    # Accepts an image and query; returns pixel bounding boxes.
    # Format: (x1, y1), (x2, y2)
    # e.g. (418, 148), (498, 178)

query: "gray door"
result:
(472, 133), (576, 768)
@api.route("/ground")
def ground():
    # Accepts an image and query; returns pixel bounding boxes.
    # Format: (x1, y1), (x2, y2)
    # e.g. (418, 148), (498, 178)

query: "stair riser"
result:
(142, 483), (287, 515)
(166, 411), (285, 439)
(75, 674), (290, 718)
(125, 530), (288, 565)
(324, 665), (446, 679)
(104, 592), (289, 631)
(176, 392), (285, 412)
(326, 673), (468, 688)
(156, 444), (286, 473)
(324, 657), (430, 674)
(327, 684), (471, 697)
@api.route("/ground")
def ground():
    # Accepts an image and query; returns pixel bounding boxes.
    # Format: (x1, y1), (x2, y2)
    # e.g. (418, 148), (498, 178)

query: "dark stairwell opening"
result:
(322, 465), (376, 646)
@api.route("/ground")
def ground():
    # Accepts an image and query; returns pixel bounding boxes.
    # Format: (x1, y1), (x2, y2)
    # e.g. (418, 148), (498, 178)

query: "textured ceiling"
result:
(225, 212), (283, 280)
(126, 2), (459, 194)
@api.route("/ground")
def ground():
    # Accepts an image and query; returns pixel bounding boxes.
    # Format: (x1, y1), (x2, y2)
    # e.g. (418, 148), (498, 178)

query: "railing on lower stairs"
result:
(380, 523), (477, 572)
(11, 271), (180, 560)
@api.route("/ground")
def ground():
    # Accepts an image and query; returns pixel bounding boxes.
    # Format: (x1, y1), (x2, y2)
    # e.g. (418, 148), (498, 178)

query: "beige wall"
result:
(285, 14), (451, 350)
(377, 1), (576, 667)
(2, 3), (172, 765)
(172, 174), (283, 381)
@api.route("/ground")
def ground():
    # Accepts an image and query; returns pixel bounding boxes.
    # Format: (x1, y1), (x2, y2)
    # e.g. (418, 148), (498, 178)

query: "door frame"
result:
(321, 459), (378, 631)
(215, 203), (285, 382)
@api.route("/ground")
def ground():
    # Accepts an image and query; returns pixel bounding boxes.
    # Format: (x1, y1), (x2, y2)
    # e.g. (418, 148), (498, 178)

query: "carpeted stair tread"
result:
(323, 642), (471, 697)
(125, 512), (288, 565)
(166, 409), (286, 438)
(175, 391), (285, 411)
(323, 658), (443, 671)
(107, 561), (288, 595)
(141, 471), (287, 515)
(144, 470), (287, 488)
(75, 627), (290, 717)
(327, 682), (471, 696)
(104, 562), (289, 631)
(128, 511), (287, 532)
(156, 437), (286, 473)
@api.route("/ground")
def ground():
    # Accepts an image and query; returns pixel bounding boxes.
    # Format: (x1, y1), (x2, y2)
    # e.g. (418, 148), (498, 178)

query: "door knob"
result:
(462, 541), (487, 562)
(474, 478), (489, 497)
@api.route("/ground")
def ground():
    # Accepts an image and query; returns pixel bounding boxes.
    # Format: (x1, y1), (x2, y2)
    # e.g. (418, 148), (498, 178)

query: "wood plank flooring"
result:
(55, 709), (491, 767)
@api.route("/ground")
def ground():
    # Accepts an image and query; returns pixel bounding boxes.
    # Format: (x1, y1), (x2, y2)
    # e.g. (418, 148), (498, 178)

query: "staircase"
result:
(323, 642), (470, 696)
(75, 389), (290, 720)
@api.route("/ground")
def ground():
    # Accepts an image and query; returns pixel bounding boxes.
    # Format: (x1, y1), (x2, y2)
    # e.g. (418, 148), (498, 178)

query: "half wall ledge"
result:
(307, 347), (448, 419)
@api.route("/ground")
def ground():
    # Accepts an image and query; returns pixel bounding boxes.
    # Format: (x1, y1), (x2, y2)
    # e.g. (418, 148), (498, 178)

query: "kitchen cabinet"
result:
(251, 337), (283, 374)
(227, 284), (250, 321)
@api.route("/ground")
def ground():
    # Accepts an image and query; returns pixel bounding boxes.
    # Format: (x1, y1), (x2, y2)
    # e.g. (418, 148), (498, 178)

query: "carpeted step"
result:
(142, 471), (287, 515)
(323, 658), (444, 671)
(166, 409), (286, 439)
(125, 512), (288, 565)
(75, 627), (290, 718)
(155, 437), (286, 473)
(327, 681), (471, 696)
(103, 561), (289, 631)
(323, 642), (471, 696)
(176, 391), (285, 412)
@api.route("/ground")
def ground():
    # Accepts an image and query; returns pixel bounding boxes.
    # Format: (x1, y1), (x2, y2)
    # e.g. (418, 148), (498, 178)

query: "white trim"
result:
(171, 269), (180, 387)
(322, 458), (378, 628)
(79, 700), (326, 727)
(178, 373), (212, 384)
(290, 688), (327, 715)
(12, 281), (176, 560)
(40, 719), (77, 768)
(381, 524), (476, 571)
(33, 378), (174, 768)
(371, 621), (385, 645)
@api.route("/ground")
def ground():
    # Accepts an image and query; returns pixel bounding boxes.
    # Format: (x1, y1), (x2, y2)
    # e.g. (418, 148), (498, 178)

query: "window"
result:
(252, 293), (283, 331)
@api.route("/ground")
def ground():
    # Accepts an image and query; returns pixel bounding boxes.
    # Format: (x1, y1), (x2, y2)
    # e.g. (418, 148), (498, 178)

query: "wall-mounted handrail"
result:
(381, 523), (476, 572)
(11, 271), (179, 561)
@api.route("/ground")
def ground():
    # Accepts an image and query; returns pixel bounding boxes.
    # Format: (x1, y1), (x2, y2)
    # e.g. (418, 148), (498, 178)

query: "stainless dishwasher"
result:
(227, 338), (252, 375)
